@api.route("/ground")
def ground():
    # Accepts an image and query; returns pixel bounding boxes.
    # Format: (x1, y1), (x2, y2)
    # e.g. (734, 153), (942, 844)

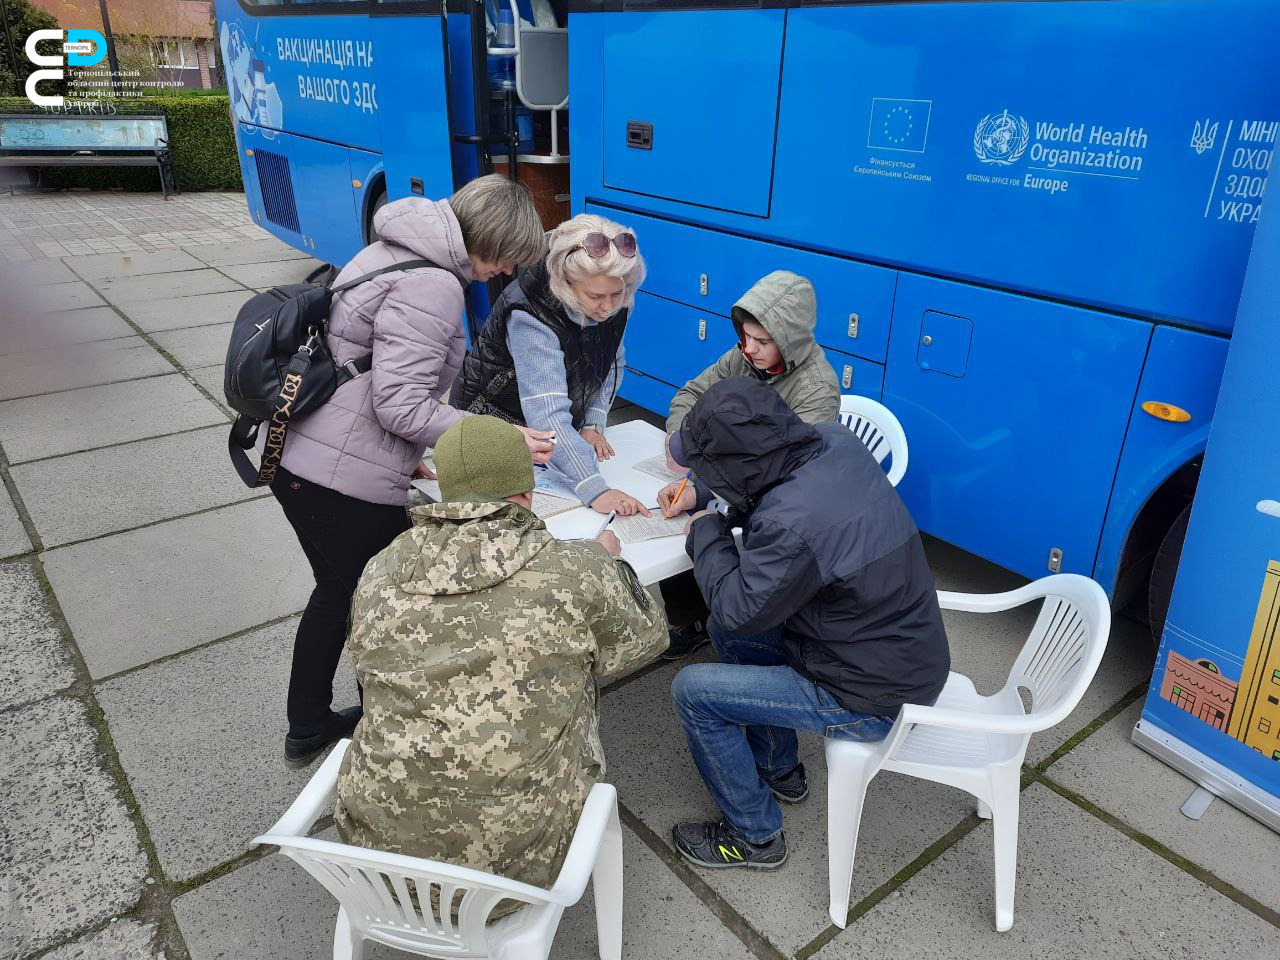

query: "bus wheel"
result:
(1147, 504), (1191, 649)
(365, 188), (388, 244)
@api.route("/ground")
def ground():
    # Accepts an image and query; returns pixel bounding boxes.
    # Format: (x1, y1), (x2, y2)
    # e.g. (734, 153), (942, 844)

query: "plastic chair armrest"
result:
(256, 740), (350, 841)
(546, 782), (618, 906)
(896, 702), (1045, 737)
(937, 581), (1052, 615)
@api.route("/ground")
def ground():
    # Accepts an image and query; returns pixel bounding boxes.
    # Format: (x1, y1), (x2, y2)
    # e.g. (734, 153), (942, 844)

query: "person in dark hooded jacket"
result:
(656, 377), (949, 870)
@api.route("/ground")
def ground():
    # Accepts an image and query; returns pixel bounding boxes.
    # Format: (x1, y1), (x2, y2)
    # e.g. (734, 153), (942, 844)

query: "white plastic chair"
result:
(824, 574), (1110, 932)
(838, 395), (908, 486)
(254, 740), (624, 960)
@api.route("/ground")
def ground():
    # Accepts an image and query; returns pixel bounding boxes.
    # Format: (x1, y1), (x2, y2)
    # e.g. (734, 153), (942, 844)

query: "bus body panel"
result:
(885, 274), (1151, 580)
(1093, 326), (1228, 595)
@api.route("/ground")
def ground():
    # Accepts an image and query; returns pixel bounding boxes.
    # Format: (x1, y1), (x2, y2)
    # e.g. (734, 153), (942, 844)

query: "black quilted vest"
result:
(450, 259), (628, 430)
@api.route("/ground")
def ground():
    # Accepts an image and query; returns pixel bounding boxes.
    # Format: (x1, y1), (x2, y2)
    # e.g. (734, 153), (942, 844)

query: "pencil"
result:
(665, 473), (691, 519)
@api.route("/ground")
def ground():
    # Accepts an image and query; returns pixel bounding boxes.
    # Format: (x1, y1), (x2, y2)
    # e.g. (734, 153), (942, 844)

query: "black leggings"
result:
(270, 466), (410, 735)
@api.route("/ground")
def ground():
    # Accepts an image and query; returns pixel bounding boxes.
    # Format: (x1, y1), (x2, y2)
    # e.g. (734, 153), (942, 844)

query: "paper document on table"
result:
(534, 466), (580, 501)
(613, 511), (688, 543)
(633, 453), (684, 483)
(531, 492), (580, 519)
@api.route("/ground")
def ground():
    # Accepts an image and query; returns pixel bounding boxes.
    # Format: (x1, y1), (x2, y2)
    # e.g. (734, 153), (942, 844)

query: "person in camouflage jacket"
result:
(334, 415), (668, 916)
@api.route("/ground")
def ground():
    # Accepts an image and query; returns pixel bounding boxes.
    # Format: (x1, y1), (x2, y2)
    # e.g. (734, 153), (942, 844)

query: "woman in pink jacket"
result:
(271, 175), (552, 766)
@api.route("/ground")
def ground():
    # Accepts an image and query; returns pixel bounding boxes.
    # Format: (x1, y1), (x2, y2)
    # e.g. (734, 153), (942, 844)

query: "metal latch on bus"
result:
(1048, 547), (1063, 573)
(848, 314), (859, 339)
(841, 364), (854, 389)
(626, 121), (653, 150)
(698, 318), (707, 341)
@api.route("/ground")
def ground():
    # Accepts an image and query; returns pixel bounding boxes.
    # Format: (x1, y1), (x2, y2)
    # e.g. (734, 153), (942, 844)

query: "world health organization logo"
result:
(973, 109), (1030, 165)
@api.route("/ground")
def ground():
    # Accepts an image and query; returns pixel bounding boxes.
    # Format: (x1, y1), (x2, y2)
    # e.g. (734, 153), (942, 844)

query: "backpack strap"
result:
(227, 348), (314, 488)
(327, 257), (463, 295)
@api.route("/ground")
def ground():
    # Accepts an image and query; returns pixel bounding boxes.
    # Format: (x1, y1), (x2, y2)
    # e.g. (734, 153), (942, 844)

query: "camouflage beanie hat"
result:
(434, 415), (535, 503)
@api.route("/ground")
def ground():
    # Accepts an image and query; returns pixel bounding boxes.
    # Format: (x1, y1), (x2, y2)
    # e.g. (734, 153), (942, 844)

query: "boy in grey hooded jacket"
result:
(666, 270), (840, 437)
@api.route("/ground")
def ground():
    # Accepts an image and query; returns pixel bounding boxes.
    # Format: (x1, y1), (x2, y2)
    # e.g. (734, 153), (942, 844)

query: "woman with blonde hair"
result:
(451, 212), (650, 515)
(269, 174), (553, 767)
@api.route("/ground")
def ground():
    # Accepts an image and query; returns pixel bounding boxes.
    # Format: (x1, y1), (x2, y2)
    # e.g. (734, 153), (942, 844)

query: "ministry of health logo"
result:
(974, 109), (1030, 165)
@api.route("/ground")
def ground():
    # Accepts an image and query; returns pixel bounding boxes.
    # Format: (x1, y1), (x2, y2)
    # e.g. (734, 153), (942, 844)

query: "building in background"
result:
(32, 0), (220, 89)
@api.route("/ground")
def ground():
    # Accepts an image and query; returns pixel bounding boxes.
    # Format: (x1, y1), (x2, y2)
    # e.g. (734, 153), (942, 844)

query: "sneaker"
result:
(662, 620), (711, 660)
(764, 763), (809, 804)
(672, 819), (787, 870)
(284, 705), (363, 768)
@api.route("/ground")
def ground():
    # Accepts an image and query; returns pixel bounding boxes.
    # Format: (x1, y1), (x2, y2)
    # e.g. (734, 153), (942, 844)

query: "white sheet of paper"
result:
(632, 453), (684, 483)
(410, 476), (442, 501)
(612, 511), (689, 543)
(531, 492), (580, 519)
(534, 466), (581, 501)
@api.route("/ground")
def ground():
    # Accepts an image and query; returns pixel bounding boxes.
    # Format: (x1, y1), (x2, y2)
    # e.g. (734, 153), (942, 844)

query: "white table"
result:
(542, 420), (693, 585)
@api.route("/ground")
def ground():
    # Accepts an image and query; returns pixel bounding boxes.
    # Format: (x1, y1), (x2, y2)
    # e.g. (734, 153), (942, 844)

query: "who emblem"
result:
(974, 110), (1030, 166)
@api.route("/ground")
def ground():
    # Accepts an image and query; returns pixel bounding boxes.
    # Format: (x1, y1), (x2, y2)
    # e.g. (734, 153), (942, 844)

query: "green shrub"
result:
(0, 96), (243, 192)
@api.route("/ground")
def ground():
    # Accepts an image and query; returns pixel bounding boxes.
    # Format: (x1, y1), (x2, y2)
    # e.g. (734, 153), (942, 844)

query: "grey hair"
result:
(546, 213), (647, 315)
(448, 174), (545, 266)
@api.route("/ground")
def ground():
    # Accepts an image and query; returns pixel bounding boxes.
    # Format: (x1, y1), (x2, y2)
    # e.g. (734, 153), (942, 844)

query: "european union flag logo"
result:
(867, 98), (932, 153)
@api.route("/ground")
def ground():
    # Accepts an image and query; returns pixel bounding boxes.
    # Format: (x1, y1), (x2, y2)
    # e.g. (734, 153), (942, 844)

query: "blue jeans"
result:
(671, 622), (894, 843)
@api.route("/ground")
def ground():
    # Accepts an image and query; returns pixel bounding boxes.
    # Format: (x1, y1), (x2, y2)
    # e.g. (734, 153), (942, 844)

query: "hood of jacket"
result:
(679, 377), (823, 512)
(731, 270), (820, 374)
(371, 197), (474, 280)
(381, 499), (553, 596)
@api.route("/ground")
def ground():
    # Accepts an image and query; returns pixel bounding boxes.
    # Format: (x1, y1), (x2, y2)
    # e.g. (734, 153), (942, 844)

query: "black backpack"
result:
(224, 258), (455, 487)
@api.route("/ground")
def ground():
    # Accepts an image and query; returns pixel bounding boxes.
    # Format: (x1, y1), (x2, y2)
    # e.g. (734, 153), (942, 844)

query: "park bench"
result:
(0, 114), (177, 197)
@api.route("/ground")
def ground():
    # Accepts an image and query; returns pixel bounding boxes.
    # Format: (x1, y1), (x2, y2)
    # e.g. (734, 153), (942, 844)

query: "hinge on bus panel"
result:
(1048, 547), (1063, 573)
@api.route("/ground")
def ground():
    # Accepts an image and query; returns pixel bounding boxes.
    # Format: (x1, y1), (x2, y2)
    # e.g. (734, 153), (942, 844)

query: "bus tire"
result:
(365, 188), (388, 245)
(1147, 503), (1191, 649)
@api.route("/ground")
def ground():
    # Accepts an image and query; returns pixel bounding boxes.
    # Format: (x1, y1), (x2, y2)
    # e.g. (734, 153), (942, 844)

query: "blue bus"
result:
(213, 0), (1280, 642)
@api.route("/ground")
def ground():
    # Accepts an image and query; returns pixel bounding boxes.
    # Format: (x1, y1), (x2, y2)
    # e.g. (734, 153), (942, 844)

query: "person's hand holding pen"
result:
(516, 426), (556, 464)
(657, 473), (696, 518)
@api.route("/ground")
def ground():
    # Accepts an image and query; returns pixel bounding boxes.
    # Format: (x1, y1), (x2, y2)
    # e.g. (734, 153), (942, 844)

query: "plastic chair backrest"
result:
(268, 836), (553, 958)
(1005, 575), (1111, 730)
(837, 395), (908, 486)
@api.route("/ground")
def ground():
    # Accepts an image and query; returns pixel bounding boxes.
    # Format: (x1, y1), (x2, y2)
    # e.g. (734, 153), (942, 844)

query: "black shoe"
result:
(662, 620), (710, 660)
(763, 762), (809, 804)
(672, 819), (787, 870)
(284, 706), (362, 768)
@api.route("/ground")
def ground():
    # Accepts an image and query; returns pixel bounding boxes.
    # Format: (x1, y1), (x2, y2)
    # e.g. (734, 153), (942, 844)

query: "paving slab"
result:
(188, 364), (228, 410)
(174, 824), (747, 960)
(152, 323), (234, 371)
(40, 920), (164, 960)
(0, 560), (76, 711)
(42, 497), (314, 678)
(814, 783), (1280, 960)
(0, 257), (78, 286)
(68, 249), (206, 280)
(0, 337), (172, 401)
(119, 291), (250, 333)
(11, 426), (260, 548)
(0, 307), (133, 355)
(96, 617), (360, 883)
(214, 258), (324, 290)
(0, 697), (149, 958)
(923, 538), (1152, 764)
(1048, 700), (1280, 913)
(599, 659), (975, 955)
(0, 488), (31, 559)
(188, 238), (313, 268)
(97, 269), (244, 307)
(7, 280), (106, 313)
(0, 374), (225, 464)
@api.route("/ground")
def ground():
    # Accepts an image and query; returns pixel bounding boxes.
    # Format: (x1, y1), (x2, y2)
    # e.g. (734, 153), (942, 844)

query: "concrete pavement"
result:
(0, 191), (1276, 960)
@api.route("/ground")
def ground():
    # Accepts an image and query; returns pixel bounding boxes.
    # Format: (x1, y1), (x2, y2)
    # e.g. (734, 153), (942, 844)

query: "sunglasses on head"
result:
(572, 231), (637, 259)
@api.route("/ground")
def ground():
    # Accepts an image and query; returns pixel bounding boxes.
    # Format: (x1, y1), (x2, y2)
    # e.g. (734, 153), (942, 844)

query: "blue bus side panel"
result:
(218, 9), (382, 151)
(371, 14), (454, 204)
(1141, 197), (1280, 797)
(585, 203), (897, 365)
(824, 350), (884, 402)
(1093, 326), (1228, 594)
(446, 11), (483, 189)
(287, 132), (366, 264)
(886, 275), (1150, 580)
(601, 10), (785, 217)
(572, 2), (1279, 332)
